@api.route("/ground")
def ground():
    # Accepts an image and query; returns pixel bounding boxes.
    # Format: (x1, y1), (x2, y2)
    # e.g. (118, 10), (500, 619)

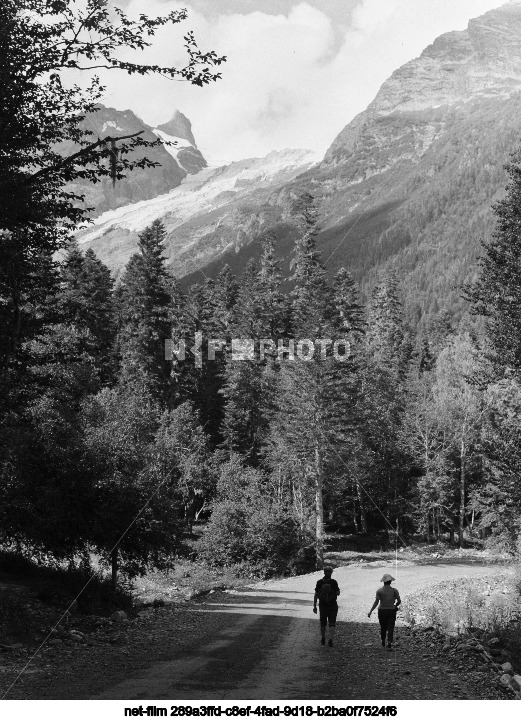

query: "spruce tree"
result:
(180, 270), (238, 447)
(59, 243), (116, 384)
(268, 193), (357, 567)
(220, 257), (282, 465)
(117, 220), (173, 402)
(467, 149), (521, 381)
(257, 231), (289, 341)
(211, 265), (239, 337)
(367, 273), (405, 372)
(363, 274), (414, 538)
(291, 193), (333, 339)
(333, 268), (366, 337)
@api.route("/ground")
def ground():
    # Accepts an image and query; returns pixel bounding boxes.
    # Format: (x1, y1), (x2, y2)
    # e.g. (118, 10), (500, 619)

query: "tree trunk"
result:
(0, 260), (21, 376)
(465, 510), (474, 538)
(111, 548), (118, 591)
(449, 518), (455, 546)
(352, 493), (359, 534)
(355, 479), (368, 534)
(459, 440), (466, 548)
(353, 510), (360, 535)
(314, 440), (324, 569)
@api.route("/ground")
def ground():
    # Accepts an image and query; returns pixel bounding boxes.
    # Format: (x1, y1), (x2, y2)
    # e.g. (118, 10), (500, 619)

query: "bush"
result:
(197, 456), (312, 578)
(198, 497), (309, 577)
(0, 551), (133, 613)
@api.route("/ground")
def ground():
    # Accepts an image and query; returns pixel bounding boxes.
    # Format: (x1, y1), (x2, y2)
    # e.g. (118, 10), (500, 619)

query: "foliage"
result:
(82, 383), (186, 582)
(0, 0), (224, 375)
(467, 148), (521, 380)
(198, 456), (311, 577)
(117, 220), (174, 400)
(470, 378), (521, 550)
(403, 574), (519, 637)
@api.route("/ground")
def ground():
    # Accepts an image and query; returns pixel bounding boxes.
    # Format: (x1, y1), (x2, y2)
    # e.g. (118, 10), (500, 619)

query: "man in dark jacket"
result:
(313, 566), (340, 647)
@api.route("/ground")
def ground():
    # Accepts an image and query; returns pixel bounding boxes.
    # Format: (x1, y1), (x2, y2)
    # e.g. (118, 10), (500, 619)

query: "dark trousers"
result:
(378, 609), (397, 644)
(319, 603), (338, 629)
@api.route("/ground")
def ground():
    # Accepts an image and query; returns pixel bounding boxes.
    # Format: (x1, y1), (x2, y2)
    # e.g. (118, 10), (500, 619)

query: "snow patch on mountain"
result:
(101, 120), (125, 133)
(76, 148), (321, 247)
(152, 128), (195, 172)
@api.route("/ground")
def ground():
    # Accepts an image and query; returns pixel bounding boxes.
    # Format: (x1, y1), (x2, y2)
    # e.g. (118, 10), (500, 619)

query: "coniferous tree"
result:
(470, 377), (521, 549)
(268, 194), (358, 567)
(367, 273), (405, 374)
(231, 259), (261, 337)
(221, 241), (288, 465)
(291, 193), (333, 338)
(362, 274), (414, 538)
(118, 220), (173, 402)
(257, 231), (290, 341)
(0, 0), (224, 376)
(333, 268), (366, 338)
(221, 261), (264, 463)
(179, 269), (239, 448)
(210, 265), (239, 338)
(467, 148), (521, 381)
(59, 243), (116, 384)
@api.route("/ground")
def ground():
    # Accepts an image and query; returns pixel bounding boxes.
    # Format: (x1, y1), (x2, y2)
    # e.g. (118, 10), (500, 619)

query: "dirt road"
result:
(2, 562), (510, 700)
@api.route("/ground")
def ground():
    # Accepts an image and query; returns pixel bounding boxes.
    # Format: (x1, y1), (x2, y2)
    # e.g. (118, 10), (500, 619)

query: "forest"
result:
(2, 0), (521, 594)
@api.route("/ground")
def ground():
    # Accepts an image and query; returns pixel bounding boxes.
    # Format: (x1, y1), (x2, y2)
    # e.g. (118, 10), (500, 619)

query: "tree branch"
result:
(22, 131), (145, 187)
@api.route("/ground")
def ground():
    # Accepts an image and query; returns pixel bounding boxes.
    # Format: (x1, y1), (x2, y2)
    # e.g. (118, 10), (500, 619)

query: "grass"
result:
(402, 571), (521, 636)
(133, 560), (255, 606)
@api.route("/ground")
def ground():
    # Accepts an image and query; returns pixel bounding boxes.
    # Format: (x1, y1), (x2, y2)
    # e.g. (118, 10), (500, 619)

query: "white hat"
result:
(380, 574), (395, 582)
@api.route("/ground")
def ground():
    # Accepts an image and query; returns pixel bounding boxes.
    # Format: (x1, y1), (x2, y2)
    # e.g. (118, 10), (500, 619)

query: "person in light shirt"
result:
(367, 573), (401, 650)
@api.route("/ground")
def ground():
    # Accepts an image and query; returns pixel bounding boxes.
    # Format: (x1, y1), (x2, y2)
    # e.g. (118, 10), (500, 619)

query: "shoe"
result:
(381, 641), (385, 647)
(321, 638), (325, 645)
(387, 645), (393, 651)
(328, 639), (333, 647)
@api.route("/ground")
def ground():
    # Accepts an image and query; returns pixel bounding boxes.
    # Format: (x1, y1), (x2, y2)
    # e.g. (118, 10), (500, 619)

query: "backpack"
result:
(318, 580), (335, 604)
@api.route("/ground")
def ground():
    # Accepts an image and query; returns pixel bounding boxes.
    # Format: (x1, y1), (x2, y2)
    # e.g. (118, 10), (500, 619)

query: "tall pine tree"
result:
(59, 242), (116, 384)
(117, 220), (173, 402)
(467, 148), (521, 381)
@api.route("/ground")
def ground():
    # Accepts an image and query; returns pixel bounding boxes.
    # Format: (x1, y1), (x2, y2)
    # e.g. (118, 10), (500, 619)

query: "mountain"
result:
(157, 110), (197, 147)
(65, 105), (206, 217)
(77, 148), (321, 279)
(79, 3), (521, 328)
(300, 2), (521, 324)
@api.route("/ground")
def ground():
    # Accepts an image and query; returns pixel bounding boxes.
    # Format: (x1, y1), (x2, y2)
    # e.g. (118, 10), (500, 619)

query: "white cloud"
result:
(351, 0), (399, 33)
(94, 0), (504, 162)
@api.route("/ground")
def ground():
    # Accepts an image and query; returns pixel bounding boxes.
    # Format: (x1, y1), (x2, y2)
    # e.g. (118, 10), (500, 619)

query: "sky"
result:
(95, 0), (509, 163)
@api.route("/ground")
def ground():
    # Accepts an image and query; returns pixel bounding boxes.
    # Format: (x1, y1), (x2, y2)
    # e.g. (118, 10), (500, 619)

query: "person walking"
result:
(313, 566), (340, 647)
(368, 573), (401, 650)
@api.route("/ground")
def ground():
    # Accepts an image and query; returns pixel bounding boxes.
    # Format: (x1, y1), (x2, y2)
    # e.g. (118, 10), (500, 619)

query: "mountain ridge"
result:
(77, 147), (321, 279)
(157, 110), (197, 147)
(65, 104), (207, 218)
(79, 3), (521, 328)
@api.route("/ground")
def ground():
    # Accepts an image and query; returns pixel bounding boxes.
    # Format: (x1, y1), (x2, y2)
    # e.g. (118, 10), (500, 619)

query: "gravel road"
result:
(1, 562), (510, 700)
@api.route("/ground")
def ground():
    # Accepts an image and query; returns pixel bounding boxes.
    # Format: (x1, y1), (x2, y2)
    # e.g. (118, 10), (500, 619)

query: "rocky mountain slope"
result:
(309, 1), (521, 323)
(66, 105), (206, 217)
(77, 148), (321, 279)
(79, 3), (521, 327)
(157, 110), (197, 147)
